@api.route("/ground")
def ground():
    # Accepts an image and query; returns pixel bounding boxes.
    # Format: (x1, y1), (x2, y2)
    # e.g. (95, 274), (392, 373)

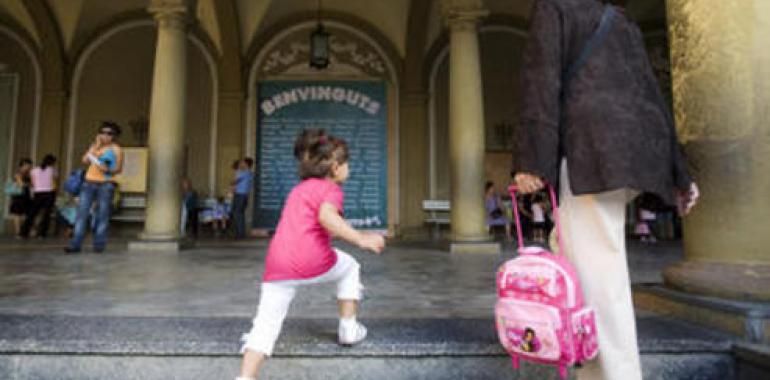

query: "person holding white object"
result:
(512, 0), (699, 379)
(64, 121), (123, 254)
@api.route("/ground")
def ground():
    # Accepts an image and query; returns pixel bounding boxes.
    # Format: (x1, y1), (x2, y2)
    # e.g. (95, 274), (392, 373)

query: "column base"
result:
(397, 226), (432, 241)
(449, 241), (500, 254)
(633, 283), (770, 343)
(129, 233), (191, 252)
(663, 260), (770, 302)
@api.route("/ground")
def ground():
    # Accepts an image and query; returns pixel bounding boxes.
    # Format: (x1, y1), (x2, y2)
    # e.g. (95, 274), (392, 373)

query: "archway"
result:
(428, 25), (528, 199)
(66, 19), (218, 195)
(246, 18), (401, 233)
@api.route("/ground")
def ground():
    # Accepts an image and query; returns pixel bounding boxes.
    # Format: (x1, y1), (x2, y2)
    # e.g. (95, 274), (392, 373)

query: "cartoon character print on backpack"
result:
(507, 327), (542, 353)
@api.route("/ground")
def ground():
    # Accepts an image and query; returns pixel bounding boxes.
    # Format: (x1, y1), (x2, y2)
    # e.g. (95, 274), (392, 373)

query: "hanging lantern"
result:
(309, 23), (330, 69)
(309, 0), (330, 69)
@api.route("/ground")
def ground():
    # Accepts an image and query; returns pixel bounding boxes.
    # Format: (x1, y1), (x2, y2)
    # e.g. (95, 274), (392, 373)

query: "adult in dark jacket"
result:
(511, 1), (699, 379)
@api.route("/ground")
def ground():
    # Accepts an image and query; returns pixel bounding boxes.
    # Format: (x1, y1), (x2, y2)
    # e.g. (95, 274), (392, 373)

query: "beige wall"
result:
(73, 24), (213, 195)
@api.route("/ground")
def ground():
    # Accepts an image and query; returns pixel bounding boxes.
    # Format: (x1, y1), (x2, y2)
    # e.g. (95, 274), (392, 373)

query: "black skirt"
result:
(9, 187), (30, 215)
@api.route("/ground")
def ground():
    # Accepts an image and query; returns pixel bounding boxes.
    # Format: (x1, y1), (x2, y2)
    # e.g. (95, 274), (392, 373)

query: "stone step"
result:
(0, 314), (753, 380)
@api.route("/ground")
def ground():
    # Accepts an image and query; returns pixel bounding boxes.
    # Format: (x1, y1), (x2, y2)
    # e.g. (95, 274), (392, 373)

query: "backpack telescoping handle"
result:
(507, 183), (564, 255)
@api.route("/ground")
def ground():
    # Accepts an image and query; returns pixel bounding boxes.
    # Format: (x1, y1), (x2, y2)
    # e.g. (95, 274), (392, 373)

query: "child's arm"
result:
(319, 202), (384, 254)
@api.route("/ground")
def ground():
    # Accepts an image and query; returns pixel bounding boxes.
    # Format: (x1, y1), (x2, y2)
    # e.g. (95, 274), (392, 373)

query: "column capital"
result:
(441, 0), (488, 31)
(147, 0), (191, 29)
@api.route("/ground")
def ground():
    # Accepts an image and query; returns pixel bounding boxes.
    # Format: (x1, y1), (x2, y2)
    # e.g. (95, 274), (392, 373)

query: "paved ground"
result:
(1, 238), (756, 380)
(0, 236), (682, 318)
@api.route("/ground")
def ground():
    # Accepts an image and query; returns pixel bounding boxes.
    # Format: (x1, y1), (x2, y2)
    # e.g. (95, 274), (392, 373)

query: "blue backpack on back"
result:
(63, 169), (85, 196)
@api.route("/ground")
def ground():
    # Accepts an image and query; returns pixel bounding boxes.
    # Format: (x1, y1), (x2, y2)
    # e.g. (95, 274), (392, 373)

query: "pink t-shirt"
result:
(30, 167), (57, 192)
(263, 178), (344, 282)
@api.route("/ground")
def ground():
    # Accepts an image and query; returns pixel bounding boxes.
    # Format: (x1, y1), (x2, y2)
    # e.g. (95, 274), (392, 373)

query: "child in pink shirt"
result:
(237, 129), (385, 380)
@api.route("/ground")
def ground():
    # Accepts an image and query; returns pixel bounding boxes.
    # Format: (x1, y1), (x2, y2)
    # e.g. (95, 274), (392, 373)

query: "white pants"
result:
(558, 161), (642, 380)
(240, 249), (362, 356)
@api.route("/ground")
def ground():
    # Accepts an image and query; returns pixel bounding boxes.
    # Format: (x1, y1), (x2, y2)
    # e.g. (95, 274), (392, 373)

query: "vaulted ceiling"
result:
(0, 0), (667, 59)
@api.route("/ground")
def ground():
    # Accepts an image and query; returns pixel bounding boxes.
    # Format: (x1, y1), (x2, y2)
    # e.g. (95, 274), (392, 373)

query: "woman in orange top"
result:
(65, 121), (124, 254)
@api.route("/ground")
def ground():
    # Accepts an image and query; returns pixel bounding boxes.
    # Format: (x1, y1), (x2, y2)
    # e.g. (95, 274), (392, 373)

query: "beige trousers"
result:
(558, 161), (643, 380)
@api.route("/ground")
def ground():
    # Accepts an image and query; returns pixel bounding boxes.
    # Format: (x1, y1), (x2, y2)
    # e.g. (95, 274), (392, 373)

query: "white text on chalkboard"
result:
(261, 86), (382, 116)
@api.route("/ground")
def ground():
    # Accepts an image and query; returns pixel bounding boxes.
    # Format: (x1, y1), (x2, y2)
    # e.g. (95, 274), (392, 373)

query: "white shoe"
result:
(338, 322), (367, 346)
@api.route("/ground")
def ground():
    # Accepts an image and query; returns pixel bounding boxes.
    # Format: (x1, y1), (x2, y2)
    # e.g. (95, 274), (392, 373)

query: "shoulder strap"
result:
(556, 5), (617, 161)
(562, 5), (617, 86)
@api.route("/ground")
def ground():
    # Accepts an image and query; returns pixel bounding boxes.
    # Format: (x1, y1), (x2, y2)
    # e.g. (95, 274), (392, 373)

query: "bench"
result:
(111, 196), (214, 223)
(422, 200), (450, 239)
(111, 195), (146, 222)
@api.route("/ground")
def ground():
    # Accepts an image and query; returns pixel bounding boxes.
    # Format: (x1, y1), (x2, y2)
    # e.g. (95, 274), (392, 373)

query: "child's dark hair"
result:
(18, 158), (32, 168)
(243, 157), (254, 169)
(293, 129), (349, 180)
(485, 181), (494, 192)
(40, 154), (56, 169)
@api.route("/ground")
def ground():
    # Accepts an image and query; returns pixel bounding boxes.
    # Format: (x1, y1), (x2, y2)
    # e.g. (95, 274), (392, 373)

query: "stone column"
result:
(133, 0), (189, 250)
(442, 1), (496, 253)
(663, 0), (770, 301)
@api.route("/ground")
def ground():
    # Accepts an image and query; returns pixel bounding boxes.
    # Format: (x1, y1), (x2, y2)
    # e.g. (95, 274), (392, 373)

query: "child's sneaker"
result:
(338, 321), (367, 346)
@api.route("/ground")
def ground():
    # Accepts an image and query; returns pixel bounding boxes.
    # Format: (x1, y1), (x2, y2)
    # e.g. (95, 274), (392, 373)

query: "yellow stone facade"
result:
(664, 0), (770, 301)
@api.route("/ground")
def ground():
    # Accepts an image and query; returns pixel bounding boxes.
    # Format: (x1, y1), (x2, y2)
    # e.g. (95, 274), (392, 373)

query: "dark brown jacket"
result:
(511, 0), (692, 204)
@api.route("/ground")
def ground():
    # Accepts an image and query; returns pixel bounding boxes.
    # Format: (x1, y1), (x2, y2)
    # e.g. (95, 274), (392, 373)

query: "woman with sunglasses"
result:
(65, 121), (124, 254)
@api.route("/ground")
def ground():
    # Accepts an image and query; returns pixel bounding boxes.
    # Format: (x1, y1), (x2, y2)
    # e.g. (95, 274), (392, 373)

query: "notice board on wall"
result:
(253, 80), (388, 230)
(114, 147), (148, 193)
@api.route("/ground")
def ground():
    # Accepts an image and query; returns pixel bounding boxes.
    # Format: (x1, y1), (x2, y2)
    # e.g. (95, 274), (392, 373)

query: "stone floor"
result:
(0, 236), (682, 318)
(1, 237), (760, 380)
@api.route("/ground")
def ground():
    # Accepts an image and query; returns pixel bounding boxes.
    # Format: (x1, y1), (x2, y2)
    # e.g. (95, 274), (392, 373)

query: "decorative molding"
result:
(147, 0), (189, 14)
(328, 36), (386, 73)
(440, 0), (488, 31)
(148, 0), (189, 30)
(443, 9), (489, 31)
(258, 30), (388, 79)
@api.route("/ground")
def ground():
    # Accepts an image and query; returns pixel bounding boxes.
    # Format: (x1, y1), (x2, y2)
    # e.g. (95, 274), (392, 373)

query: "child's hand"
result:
(357, 232), (385, 254)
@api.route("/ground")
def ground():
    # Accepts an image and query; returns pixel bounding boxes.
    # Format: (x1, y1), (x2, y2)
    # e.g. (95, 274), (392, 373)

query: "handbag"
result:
(4, 179), (22, 196)
(63, 169), (86, 196)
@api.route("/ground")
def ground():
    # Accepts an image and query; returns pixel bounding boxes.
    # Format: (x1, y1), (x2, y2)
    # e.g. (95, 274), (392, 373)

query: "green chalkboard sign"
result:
(253, 80), (388, 230)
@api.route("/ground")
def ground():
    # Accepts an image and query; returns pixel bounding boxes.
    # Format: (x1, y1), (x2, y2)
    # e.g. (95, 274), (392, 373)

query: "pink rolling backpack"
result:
(495, 184), (598, 379)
